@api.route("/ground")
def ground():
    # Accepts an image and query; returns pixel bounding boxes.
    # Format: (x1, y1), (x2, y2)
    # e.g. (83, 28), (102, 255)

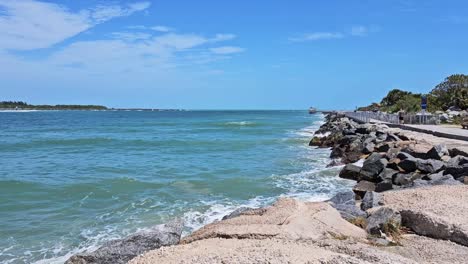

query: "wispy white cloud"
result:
(289, 32), (344, 42)
(210, 46), (245, 54)
(151, 25), (173, 32)
(290, 25), (379, 42)
(0, 0), (151, 51)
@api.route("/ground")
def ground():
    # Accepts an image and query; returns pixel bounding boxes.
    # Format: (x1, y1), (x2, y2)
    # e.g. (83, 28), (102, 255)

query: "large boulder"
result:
(328, 191), (355, 206)
(66, 219), (184, 264)
(352, 180), (376, 199)
(444, 164), (468, 179)
(375, 180), (394, 192)
(381, 185), (468, 246)
(361, 191), (382, 211)
(426, 144), (449, 160)
(397, 158), (418, 173)
(449, 148), (468, 158)
(366, 207), (402, 236)
(360, 153), (387, 182)
(339, 164), (361, 181)
(415, 159), (445, 174)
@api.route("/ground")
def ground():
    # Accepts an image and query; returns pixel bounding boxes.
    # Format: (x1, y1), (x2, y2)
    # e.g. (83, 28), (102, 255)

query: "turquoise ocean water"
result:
(0, 110), (352, 263)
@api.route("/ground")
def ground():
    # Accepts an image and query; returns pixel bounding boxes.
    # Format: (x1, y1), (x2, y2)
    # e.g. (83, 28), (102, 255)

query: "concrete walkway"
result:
(392, 124), (468, 142)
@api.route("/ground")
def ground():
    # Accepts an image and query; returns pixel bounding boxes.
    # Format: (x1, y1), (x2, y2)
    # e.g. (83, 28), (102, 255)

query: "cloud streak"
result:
(290, 25), (379, 42)
(0, 0), (151, 51)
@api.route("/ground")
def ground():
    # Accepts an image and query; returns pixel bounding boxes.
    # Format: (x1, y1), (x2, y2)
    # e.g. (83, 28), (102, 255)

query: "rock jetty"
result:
(69, 112), (468, 263)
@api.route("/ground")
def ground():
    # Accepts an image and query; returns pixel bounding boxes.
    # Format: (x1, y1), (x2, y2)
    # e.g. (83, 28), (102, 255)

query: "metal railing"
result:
(344, 111), (399, 124)
(343, 111), (440, 125)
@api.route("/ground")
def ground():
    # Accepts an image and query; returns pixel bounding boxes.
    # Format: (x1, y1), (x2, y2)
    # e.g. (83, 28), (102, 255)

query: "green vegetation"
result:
(0, 101), (107, 110)
(357, 74), (468, 113)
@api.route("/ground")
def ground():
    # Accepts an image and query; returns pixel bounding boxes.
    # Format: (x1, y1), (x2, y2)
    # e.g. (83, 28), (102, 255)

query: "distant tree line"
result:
(0, 101), (107, 110)
(357, 74), (468, 113)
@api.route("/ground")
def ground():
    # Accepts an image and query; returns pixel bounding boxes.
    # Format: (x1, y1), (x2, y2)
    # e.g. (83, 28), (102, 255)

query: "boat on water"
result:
(308, 107), (317, 114)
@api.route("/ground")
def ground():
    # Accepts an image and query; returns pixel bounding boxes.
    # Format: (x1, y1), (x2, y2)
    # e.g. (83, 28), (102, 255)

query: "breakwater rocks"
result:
(310, 113), (468, 195)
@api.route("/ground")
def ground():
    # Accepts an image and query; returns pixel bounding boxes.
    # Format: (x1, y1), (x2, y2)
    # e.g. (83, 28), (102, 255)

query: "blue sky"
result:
(1, 0), (467, 109)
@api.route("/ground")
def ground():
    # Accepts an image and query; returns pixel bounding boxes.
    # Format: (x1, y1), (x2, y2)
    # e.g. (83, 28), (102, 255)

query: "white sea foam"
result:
(225, 121), (255, 126)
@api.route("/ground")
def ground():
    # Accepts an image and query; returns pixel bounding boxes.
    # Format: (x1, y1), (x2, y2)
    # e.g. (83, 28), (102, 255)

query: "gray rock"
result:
(385, 133), (400, 142)
(393, 173), (413, 186)
(398, 158), (417, 173)
(449, 148), (468, 158)
(376, 143), (391, 153)
(375, 180), (394, 192)
(366, 207), (401, 236)
(386, 158), (401, 171)
(339, 164), (361, 181)
(377, 168), (398, 182)
(444, 164), (468, 179)
(353, 180), (376, 199)
(385, 148), (401, 160)
(222, 207), (253, 220)
(447, 156), (468, 167)
(328, 191), (356, 206)
(415, 159), (445, 174)
(360, 153), (387, 182)
(65, 219), (183, 264)
(396, 152), (414, 160)
(333, 204), (368, 221)
(412, 174), (461, 188)
(400, 210), (468, 246)
(426, 144), (449, 160)
(362, 141), (375, 154)
(361, 191), (382, 211)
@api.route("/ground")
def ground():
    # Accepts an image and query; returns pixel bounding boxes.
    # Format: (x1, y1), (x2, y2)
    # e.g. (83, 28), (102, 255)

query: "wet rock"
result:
(426, 144), (449, 160)
(366, 207), (401, 236)
(223, 207), (254, 220)
(339, 164), (361, 181)
(66, 219), (184, 264)
(353, 180), (376, 199)
(326, 159), (344, 167)
(361, 191), (382, 211)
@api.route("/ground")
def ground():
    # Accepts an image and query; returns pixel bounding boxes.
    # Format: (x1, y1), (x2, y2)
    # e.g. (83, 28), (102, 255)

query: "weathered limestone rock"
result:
(66, 219), (184, 264)
(183, 198), (367, 244)
(366, 207), (401, 236)
(382, 185), (468, 246)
